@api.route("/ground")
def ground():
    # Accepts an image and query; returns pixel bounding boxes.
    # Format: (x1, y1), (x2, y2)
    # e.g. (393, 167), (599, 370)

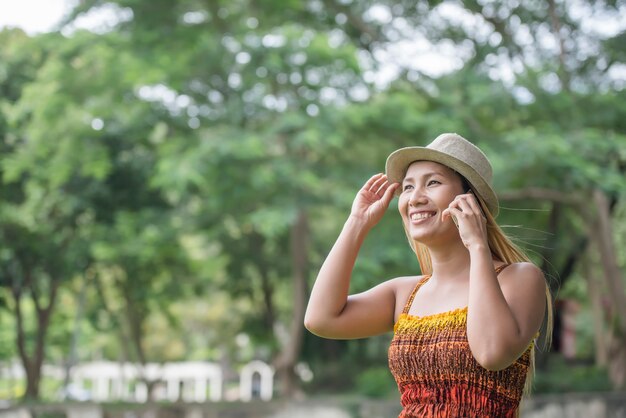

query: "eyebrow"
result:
(402, 171), (446, 183)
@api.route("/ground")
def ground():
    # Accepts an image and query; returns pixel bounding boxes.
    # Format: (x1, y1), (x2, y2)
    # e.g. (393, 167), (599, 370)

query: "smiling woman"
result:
(304, 133), (553, 418)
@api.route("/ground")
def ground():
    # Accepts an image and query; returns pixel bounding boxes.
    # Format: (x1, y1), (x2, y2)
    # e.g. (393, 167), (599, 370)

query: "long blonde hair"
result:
(402, 185), (553, 396)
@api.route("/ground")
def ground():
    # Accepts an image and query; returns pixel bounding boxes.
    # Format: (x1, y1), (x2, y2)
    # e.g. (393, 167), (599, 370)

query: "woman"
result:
(304, 133), (552, 417)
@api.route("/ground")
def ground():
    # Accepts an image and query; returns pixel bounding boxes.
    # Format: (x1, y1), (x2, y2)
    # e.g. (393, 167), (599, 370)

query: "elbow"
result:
(304, 321), (329, 339)
(474, 354), (510, 372)
(303, 312), (325, 337)
(471, 345), (517, 371)
(304, 312), (339, 339)
(303, 315), (316, 334)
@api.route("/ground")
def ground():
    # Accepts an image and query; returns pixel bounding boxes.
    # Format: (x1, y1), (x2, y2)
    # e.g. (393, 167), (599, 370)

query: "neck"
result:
(426, 238), (475, 282)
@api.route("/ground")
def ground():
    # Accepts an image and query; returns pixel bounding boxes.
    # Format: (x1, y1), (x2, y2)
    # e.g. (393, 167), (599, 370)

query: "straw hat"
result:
(385, 133), (499, 217)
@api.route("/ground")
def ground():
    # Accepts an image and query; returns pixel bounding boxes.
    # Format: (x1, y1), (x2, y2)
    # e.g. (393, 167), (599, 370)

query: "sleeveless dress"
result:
(388, 265), (533, 418)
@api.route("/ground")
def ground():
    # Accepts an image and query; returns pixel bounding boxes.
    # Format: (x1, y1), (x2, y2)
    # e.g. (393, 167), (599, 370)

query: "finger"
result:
(442, 207), (462, 228)
(450, 193), (469, 207)
(381, 182), (400, 206)
(465, 194), (485, 217)
(441, 207), (461, 221)
(450, 194), (477, 212)
(369, 175), (388, 193)
(456, 198), (475, 216)
(375, 180), (390, 196)
(362, 173), (384, 191)
(462, 194), (485, 218)
(446, 197), (464, 215)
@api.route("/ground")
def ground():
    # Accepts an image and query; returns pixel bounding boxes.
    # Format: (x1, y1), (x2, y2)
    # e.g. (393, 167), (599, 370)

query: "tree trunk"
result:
(14, 291), (31, 397)
(259, 266), (277, 330)
(590, 190), (626, 325)
(94, 272), (134, 363)
(63, 276), (89, 389)
(121, 278), (155, 401)
(590, 189), (626, 388)
(275, 208), (309, 397)
(14, 278), (59, 400)
(582, 256), (608, 367)
(546, 0), (571, 90)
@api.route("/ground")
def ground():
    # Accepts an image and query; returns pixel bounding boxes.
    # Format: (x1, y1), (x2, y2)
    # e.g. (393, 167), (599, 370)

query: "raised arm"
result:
(304, 173), (400, 339)
(443, 192), (546, 370)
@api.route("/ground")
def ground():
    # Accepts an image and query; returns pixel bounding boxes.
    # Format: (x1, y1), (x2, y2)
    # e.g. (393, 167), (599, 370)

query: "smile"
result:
(410, 211), (436, 221)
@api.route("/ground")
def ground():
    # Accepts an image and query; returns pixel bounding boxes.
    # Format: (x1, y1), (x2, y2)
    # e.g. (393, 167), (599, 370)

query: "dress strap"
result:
(401, 264), (511, 315)
(402, 275), (431, 314)
(495, 264), (510, 275)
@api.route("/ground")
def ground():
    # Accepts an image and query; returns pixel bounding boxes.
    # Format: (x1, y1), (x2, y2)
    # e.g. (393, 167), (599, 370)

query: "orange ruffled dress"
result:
(388, 265), (533, 418)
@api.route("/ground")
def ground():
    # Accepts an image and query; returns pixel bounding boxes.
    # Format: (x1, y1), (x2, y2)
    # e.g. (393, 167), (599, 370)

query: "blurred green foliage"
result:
(534, 356), (612, 394)
(355, 367), (397, 399)
(0, 0), (625, 401)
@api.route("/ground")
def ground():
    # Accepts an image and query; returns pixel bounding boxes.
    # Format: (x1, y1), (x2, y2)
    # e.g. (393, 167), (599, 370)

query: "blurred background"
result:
(0, 0), (625, 417)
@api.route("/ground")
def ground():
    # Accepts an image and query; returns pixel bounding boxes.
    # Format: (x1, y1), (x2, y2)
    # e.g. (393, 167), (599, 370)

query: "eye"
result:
(427, 179), (441, 186)
(402, 184), (414, 192)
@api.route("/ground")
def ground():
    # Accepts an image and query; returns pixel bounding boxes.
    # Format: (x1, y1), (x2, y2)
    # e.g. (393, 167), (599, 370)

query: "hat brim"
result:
(385, 147), (499, 217)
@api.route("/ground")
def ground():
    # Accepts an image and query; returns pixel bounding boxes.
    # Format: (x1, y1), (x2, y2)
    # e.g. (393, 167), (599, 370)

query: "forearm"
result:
(304, 215), (370, 328)
(466, 245), (521, 369)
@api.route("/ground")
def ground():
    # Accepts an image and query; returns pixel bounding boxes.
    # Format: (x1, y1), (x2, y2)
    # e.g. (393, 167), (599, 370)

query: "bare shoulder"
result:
(364, 275), (425, 307)
(349, 274), (421, 304)
(498, 262), (545, 283)
(386, 275), (424, 294)
(498, 262), (547, 301)
(384, 275), (425, 318)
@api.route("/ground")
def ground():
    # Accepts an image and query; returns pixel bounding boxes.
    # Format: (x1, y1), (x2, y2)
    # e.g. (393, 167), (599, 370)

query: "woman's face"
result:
(398, 160), (465, 244)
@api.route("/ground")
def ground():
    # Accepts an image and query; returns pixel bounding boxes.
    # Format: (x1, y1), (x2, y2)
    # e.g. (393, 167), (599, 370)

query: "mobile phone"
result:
(468, 188), (487, 218)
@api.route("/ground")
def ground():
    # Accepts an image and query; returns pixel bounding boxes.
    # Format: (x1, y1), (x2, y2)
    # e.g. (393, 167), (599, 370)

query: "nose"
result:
(408, 187), (427, 207)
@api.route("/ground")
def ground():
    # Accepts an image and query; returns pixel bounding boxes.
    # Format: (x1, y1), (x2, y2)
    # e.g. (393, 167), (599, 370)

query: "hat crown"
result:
(428, 133), (493, 184)
(384, 132), (499, 216)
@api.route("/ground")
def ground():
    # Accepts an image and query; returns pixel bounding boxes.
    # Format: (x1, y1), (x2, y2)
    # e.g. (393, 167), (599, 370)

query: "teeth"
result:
(410, 212), (434, 221)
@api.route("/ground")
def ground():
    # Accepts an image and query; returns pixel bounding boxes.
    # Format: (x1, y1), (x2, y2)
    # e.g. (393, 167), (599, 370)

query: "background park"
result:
(0, 0), (625, 417)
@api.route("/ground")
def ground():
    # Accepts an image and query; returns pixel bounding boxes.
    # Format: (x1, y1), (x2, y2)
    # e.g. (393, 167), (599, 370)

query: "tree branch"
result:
(546, 0), (571, 90)
(499, 187), (584, 206)
(321, 0), (382, 50)
(94, 271), (133, 364)
(33, 278), (60, 374)
(13, 284), (31, 371)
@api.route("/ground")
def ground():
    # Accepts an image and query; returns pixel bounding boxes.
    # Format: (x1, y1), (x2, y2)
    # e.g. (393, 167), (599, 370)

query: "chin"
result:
(407, 225), (455, 246)
(408, 230), (433, 244)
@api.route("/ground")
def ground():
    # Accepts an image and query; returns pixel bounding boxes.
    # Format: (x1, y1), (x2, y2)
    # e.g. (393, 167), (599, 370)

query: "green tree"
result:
(1, 0), (624, 400)
(0, 29), (95, 399)
(0, 28), (215, 399)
